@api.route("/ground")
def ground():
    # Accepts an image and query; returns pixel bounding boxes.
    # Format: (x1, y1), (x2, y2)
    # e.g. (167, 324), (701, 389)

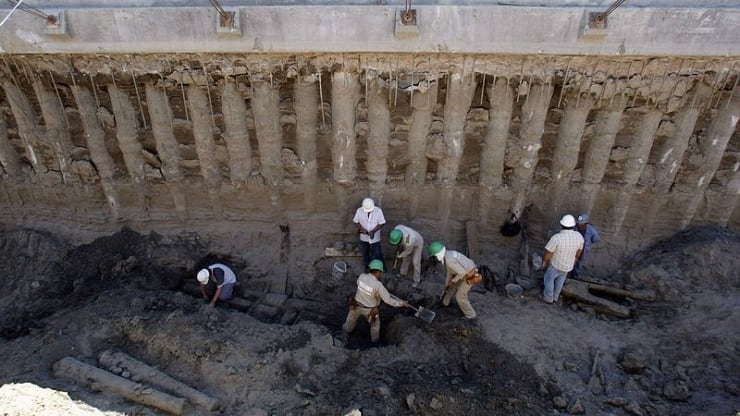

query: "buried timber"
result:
(0, 227), (739, 415)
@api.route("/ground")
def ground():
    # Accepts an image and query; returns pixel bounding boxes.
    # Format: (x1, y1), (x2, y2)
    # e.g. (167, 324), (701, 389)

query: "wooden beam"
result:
(561, 279), (631, 318)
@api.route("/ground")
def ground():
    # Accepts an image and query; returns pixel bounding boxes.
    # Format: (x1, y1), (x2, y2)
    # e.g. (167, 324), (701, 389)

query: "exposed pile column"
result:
(220, 80), (253, 186)
(2, 82), (41, 175)
(366, 76), (390, 202)
(580, 95), (628, 213)
(145, 82), (187, 219)
(611, 107), (662, 233)
(405, 81), (437, 218)
(437, 72), (476, 231)
(330, 71), (360, 224)
(0, 115), (22, 179)
(550, 94), (594, 218)
(187, 84), (222, 216)
(33, 80), (76, 183)
(676, 94), (740, 228)
(251, 80), (284, 192)
(108, 84), (147, 212)
(294, 74), (319, 211)
(71, 85), (120, 220)
(478, 77), (513, 225)
(509, 83), (555, 216)
(715, 163), (740, 226)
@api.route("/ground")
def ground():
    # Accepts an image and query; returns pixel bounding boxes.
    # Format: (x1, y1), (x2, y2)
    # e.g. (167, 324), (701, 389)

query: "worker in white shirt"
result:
(353, 197), (386, 270)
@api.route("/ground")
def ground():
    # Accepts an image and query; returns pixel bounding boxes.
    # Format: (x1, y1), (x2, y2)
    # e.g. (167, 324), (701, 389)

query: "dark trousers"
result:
(359, 241), (383, 270)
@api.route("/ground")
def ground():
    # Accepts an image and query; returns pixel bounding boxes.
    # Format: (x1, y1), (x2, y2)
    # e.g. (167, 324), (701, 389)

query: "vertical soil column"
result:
(677, 94), (740, 228)
(509, 83), (555, 215)
(220, 80), (253, 185)
(437, 73), (476, 231)
(187, 85), (222, 215)
(405, 81), (437, 218)
(714, 163), (740, 226)
(294, 74), (319, 211)
(145, 82), (187, 219)
(478, 77), (513, 225)
(108, 84), (147, 212)
(611, 107), (662, 233)
(580, 95), (628, 213)
(0, 115), (22, 178)
(2, 82), (41, 174)
(331, 71), (360, 185)
(251, 80), (284, 192)
(32, 80), (75, 184)
(366, 76), (390, 202)
(71, 85), (120, 220)
(550, 94), (594, 217)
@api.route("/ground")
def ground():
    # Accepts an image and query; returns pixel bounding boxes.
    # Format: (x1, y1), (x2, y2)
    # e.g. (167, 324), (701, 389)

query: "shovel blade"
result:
(415, 306), (436, 323)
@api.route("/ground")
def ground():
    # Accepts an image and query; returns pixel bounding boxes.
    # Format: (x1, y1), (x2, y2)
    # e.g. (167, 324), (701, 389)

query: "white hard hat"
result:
(362, 198), (375, 213)
(560, 214), (576, 228)
(196, 268), (210, 284)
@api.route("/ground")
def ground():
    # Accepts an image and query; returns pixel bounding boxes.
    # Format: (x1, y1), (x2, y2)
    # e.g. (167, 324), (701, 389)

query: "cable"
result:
(0, 0), (24, 28)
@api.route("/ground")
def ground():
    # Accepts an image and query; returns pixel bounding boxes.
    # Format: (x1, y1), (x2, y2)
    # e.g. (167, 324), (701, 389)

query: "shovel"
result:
(406, 304), (436, 323)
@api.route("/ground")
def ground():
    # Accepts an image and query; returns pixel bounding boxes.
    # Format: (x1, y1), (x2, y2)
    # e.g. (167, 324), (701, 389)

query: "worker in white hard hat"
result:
(572, 213), (601, 278)
(389, 225), (424, 287)
(353, 197), (386, 270)
(197, 263), (237, 306)
(540, 215), (584, 304)
(342, 260), (408, 344)
(428, 242), (481, 320)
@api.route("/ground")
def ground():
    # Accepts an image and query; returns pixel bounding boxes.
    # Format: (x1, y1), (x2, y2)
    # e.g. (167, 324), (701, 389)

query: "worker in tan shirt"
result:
(342, 259), (408, 343)
(429, 242), (480, 320)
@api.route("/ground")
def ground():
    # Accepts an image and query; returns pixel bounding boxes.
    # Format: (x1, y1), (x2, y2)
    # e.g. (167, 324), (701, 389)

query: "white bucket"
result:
(331, 261), (347, 283)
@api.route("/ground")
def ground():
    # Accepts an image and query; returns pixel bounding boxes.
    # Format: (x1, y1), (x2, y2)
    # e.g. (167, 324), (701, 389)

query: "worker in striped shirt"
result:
(541, 215), (584, 304)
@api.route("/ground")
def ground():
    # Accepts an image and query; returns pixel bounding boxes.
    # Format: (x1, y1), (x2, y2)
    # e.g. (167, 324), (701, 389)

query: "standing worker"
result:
(197, 263), (237, 307)
(342, 260), (408, 344)
(353, 197), (386, 270)
(389, 225), (424, 288)
(572, 213), (601, 278)
(540, 214), (584, 304)
(428, 242), (481, 321)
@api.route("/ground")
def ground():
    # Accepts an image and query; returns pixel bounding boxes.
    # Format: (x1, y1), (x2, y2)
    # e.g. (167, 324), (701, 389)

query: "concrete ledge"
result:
(0, 5), (738, 56)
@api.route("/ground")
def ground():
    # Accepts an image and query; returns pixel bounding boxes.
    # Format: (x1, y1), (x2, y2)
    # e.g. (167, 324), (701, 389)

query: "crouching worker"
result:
(197, 263), (237, 307)
(428, 242), (481, 321)
(342, 259), (408, 343)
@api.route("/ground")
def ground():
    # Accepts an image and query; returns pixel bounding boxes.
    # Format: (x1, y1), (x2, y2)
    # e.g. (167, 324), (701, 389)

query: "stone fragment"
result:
(429, 396), (443, 410)
(619, 351), (647, 374)
(625, 401), (644, 415)
(567, 398), (584, 414)
(553, 396), (568, 409)
(663, 380), (691, 401)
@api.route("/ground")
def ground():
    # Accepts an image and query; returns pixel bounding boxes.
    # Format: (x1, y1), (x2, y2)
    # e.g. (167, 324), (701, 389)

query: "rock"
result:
(605, 397), (627, 407)
(663, 380), (691, 401)
(619, 351), (647, 374)
(563, 361), (578, 372)
(553, 396), (568, 409)
(625, 401), (644, 416)
(424, 133), (446, 161)
(281, 148), (303, 175)
(567, 398), (584, 414)
(588, 374), (604, 395)
(405, 393), (417, 412)
(429, 396), (443, 410)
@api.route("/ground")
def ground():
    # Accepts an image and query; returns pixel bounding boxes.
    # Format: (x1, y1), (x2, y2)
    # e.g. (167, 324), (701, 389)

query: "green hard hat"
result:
(368, 259), (385, 272)
(389, 229), (403, 245)
(428, 241), (445, 256)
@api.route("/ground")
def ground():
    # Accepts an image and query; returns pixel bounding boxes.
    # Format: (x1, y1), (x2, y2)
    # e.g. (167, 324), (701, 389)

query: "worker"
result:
(389, 225), (424, 287)
(428, 242), (481, 320)
(540, 214), (584, 304)
(342, 259), (408, 343)
(572, 213), (601, 278)
(197, 263), (237, 307)
(353, 197), (386, 270)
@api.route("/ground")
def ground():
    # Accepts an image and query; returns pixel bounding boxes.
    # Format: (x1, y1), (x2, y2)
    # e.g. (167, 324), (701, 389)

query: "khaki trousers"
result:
(442, 280), (477, 319)
(343, 306), (381, 342)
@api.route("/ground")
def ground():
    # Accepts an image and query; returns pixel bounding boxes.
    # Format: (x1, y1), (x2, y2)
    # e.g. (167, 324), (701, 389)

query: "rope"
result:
(0, 0), (24, 28)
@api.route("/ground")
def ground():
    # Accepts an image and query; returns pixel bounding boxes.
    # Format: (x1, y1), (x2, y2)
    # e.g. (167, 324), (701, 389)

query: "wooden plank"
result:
(571, 276), (656, 301)
(466, 220), (479, 263)
(561, 279), (631, 318)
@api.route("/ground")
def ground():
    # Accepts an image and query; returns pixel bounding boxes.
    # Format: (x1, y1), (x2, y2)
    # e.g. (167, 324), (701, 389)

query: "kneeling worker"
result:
(197, 263), (237, 307)
(428, 242), (480, 320)
(343, 259), (408, 343)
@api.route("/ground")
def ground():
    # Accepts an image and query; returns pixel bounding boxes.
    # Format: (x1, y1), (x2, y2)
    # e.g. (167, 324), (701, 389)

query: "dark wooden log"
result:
(98, 350), (219, 411)
(561, 280), (631, 318)
(53, 356), (185, 415)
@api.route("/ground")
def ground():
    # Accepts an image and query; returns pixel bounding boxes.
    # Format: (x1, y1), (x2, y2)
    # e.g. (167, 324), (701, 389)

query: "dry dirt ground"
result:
(0, 226), (738, 415)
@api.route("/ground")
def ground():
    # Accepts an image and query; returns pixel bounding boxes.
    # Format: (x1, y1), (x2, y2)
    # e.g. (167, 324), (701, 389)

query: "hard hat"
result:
(560, 214), (576, 228)
(577, 213), (590, 225)
(428, 241), (445, 256)
(368, 259), (384, 272)
(389, 229), (403, 245)
(362, 198), (375, 213)
(197, 268), (210, 284)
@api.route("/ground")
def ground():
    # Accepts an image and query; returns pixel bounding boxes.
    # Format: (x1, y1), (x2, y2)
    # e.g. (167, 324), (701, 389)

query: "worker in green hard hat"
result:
(342, 259), (408, 344)
(428, 242), (480, 320)
(389, 225), (424, 288)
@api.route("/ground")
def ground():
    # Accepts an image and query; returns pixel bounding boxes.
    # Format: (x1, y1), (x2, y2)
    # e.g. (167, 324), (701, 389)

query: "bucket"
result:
(505, 283), (524, 300)
(332, 261), (347, 283)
